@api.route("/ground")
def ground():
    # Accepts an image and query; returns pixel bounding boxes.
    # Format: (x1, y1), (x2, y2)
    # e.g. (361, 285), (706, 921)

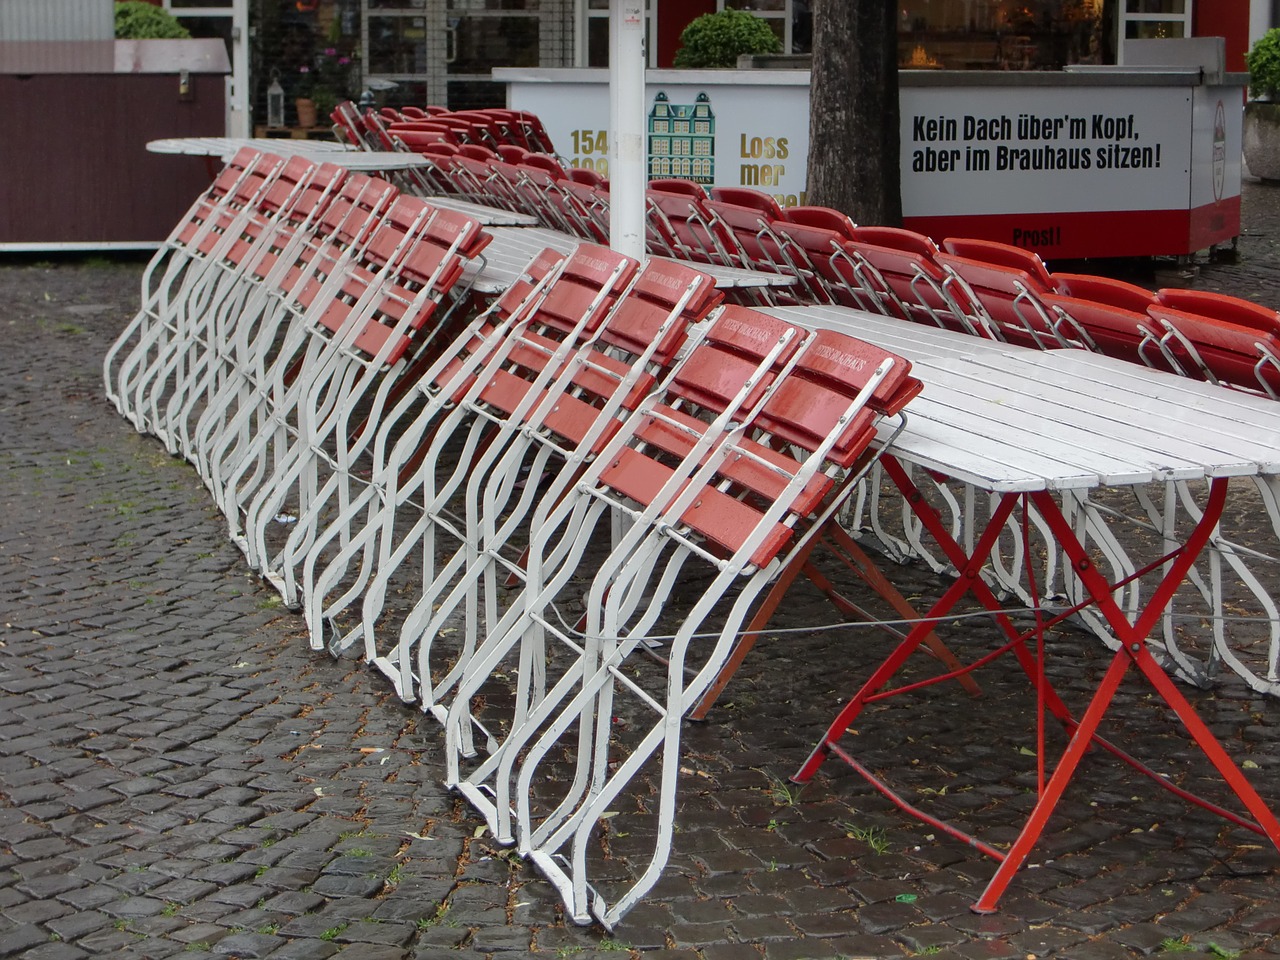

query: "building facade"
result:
(137, 0), (1264, 137)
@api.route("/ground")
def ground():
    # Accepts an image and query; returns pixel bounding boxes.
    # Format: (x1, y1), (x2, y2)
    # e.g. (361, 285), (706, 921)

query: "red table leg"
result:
(799, 463), (1280, 914)
(972, 481), (1280, 911)
(793, 480), (1022, 783)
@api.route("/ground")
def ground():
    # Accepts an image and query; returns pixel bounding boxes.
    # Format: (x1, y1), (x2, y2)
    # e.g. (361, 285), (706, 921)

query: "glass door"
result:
(363, 0), (557, 111)
(1118, 0), (1192, 63)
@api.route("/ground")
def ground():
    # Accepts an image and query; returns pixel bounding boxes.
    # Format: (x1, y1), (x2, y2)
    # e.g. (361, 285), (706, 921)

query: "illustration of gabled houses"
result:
(648, 92), (715, 183)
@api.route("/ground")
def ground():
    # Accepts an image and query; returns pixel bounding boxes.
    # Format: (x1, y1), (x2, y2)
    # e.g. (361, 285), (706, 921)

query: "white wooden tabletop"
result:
(148, 137), (347, 156)
(146, 138), (433, 171)
(465, 226), (799, 295)
(766, 303), (1280, 493)
(416, 195), (541, 226)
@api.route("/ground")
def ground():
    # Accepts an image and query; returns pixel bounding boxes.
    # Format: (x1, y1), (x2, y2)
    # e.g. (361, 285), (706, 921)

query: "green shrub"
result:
(673, 8), (782, 69)
(1246, 27), (1280, 99)
(114, 1), (191, 40)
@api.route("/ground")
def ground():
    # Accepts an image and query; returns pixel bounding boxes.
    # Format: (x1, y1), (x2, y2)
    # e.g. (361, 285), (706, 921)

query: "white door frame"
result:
(163, 0), (249, 136)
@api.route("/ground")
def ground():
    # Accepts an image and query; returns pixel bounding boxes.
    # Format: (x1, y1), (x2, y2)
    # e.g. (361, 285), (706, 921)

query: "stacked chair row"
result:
(103, 147), (493, 586)
(333, 100), (555, 156)
(640, 185), (1280, 401)
(329, 98), (1280, 402)
(103, 147), (926, 928)
(359, 137), (869, 307)
(819, 223), (1280, 694)
(551, 175), (1280, 696)
(852, 228), (1280, 400)
(360, 119), (1280, 405)
(829, 230), (1280, 696)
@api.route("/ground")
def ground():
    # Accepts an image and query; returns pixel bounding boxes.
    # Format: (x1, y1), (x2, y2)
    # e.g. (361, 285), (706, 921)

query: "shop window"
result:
(896, 0), (1112, 71)
(367, 16), (428, 74)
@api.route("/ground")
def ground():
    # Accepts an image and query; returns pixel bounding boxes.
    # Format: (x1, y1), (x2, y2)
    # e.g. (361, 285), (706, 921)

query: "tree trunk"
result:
(807, 0), (901, 226)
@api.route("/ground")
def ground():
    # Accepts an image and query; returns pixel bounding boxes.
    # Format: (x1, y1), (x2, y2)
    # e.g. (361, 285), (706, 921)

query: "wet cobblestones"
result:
(4, 179), (1280, 958)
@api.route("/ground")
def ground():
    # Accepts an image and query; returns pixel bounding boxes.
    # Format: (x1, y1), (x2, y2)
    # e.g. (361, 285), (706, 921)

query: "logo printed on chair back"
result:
(717, 314), (777, 346)
(811, 343), (870, 373)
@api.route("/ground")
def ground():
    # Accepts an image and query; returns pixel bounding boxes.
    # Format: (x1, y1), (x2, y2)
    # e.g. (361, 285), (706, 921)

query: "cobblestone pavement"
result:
(5, 181), (1280, 960)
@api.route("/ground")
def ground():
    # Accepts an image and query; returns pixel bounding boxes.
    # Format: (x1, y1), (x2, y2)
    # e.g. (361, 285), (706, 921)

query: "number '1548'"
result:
(571, 129), (609, 155)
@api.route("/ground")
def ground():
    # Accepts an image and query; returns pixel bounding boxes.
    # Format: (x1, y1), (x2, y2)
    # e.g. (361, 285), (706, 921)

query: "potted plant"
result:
(672, 8), (782, 68)
(1244, 28), (1280, 181)
(296, 47), (354, 128)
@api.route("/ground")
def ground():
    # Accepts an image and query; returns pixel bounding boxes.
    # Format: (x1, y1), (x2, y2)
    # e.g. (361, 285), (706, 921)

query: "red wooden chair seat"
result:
(1052, 272), (1156, 312)
(1148, 302), (1280, 398)
(843, 231), (993, 337)
(1156, 287), (1280, 333)
(934, 248), (1064, 350)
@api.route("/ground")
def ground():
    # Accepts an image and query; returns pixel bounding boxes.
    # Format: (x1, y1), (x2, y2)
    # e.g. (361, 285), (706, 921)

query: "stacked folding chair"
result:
(298, 246), (573, 661)
(343, 102), (555, 154)
(436, 305), (918, 927)
(210, 195), (490, 592)
(101, 153), (497, 615)
(1145, 287), (1280, 398)
(698, 186), (794, 305)
(836, 226), (1002, 338)
(516, 154), (593, 235)
(644, 178), (740, 266)
(142, 157), (353, 459)
(768, 205), (859, 306)
(191, 171), (402, 514)
(257, 201), (491, 598)
(1039, 272), (1172, 368)
(934, 237), (1076, 349)
(374, 257), (724, 725)
(301, 244), (640, 680)
(104, 147), (286, 428)
(556, 172), (612, 244)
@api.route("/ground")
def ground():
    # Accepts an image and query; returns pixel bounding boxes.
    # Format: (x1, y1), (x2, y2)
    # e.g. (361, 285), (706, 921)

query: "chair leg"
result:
(688, 519), (982, 722)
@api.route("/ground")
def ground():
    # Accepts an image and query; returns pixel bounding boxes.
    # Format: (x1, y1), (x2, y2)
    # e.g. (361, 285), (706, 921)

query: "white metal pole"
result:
(229, 0), (250, 137)
(609, 0), (646, 260)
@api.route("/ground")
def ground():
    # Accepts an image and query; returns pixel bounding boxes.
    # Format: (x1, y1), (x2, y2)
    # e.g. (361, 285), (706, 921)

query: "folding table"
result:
(764, 302), (1280, 912)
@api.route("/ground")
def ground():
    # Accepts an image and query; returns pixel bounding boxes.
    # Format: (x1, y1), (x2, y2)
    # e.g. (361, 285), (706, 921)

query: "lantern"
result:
(267, 71), (285, 128)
